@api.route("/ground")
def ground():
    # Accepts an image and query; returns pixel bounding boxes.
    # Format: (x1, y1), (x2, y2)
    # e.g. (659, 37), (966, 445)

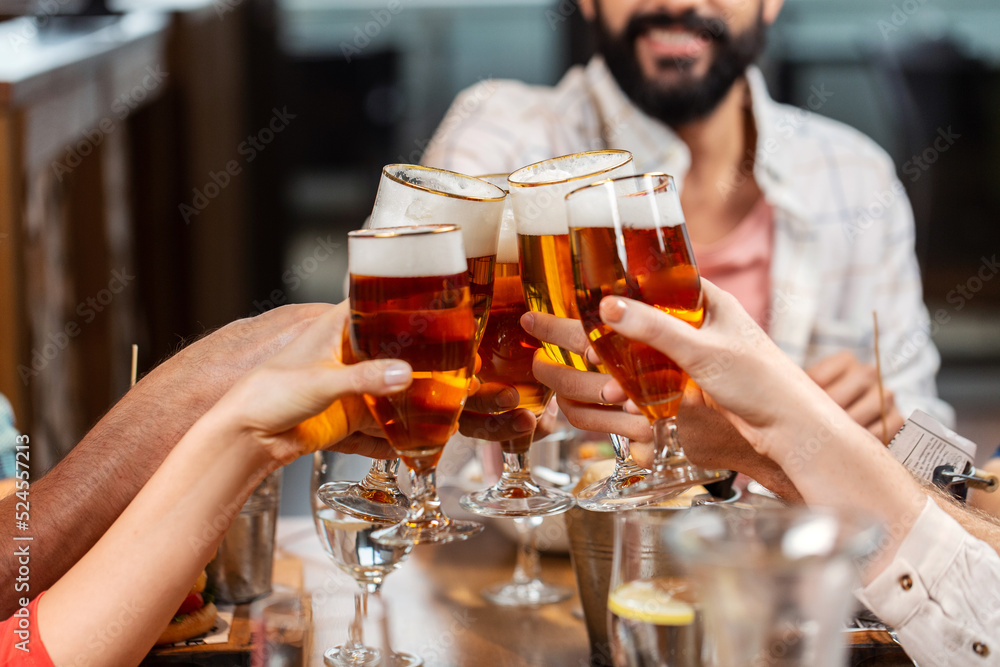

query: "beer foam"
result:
(370, 165), (505, 259)
(508, 152), (634, 236)
(476, 174), (519, 264)
(566, 176), (686, 230)
(348, 225), (467, 277)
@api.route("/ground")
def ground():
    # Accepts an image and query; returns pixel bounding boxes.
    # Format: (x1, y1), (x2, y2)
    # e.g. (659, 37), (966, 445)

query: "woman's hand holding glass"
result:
(216, 301), (410, 465)
(522, 307), (802, 502)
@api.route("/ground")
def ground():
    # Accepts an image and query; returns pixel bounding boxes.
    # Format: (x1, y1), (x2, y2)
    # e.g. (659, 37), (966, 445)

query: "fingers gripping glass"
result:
(344, 225), (483, 546)
(325, 166), (504, 525)
(566, 173), (727, 500)
(458, 173), (575, 518)
(506, 150), (653, 511)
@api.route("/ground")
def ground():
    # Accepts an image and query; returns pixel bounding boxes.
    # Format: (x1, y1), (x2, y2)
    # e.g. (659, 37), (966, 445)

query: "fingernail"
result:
(383, 363), (411, 387)
(545, 397), (559, 417)
(498, 387), (520, 410)
(513, 411), (536, 433)
(520, 311), (535, 333)
(600, 297), (627, 324)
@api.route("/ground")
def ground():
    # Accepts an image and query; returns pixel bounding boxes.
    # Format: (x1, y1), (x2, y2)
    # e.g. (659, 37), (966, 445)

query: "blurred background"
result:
(1, 0), (998, 507)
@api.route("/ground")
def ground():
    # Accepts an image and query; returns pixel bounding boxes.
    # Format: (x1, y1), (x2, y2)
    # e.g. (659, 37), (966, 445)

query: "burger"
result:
(155, 570), (218, 645)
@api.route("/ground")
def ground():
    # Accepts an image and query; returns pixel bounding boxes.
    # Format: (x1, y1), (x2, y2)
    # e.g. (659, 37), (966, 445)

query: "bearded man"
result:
(422, 0), (953, 439)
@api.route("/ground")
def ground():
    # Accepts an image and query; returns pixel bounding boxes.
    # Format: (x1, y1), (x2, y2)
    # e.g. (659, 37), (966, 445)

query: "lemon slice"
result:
(608, 579), (696, 626)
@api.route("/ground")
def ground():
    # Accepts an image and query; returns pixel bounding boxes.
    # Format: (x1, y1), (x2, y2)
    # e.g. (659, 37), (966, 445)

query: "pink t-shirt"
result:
(692, 198), (774, 330)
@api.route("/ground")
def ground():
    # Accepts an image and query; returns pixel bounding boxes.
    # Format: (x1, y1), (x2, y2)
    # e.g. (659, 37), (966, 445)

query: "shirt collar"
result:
(584, 56), (810, 225)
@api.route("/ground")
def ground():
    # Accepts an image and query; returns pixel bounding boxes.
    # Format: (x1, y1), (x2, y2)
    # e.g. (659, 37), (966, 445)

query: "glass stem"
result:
(511, 518), (542, 585)
(609, 434), (646, 479)
(498, 433), (537, 492)
(342, 589), (369, 657)
(361, 458), (400, 493)
(652, 417), (684, 475)
(408, 466), (446, 527)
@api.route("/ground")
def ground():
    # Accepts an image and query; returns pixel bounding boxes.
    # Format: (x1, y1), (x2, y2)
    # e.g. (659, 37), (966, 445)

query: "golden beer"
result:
(508, 151), (634, 372)
(467, 254), (496, 344)
(349, 225), (478, 475)
(477, 263), (554, 418)
(517, 232), (594, 371)
(571, 224), (703, 422)
(368, 164), (505, 346)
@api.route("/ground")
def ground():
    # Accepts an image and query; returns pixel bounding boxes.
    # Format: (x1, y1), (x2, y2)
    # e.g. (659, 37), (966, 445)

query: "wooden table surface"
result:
(275, 512), (915, 667)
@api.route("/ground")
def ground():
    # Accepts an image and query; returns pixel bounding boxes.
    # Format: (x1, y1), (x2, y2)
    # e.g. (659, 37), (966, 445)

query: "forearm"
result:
(926, 482), (1000, 556)
(0, 368), (223, 618)
(38, 409), (273, 667)
(768, 395), (926, 580)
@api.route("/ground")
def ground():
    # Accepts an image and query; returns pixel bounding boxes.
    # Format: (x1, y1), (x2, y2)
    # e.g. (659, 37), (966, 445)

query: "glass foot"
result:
(620, 462), (728, 500)
(318, 481), (409, 524)
(324, 647), (421, 667)
(574, 473), (675, 512)
(324, 645), (379, 666)
(482, 579), (573, 607)
(460, 482), (575, 518)
(371, 517), (483, 547)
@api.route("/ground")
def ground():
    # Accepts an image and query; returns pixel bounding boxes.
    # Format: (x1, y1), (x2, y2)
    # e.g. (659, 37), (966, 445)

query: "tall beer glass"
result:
(508, 151), (653, 511)
(348, 225), (483, 546)
(369, 164), (506, 341)
(328, 165), (506, 524)
(460, 173), (575, 519)
(566, 173), (727, 497)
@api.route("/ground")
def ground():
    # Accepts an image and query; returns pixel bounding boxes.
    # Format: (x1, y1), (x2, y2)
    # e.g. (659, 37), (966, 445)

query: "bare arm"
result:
(37, 304), (411, 667)
(594, 283), (927, 579)
(0, 303), (332, 618)
(928, 481), (1000, 554)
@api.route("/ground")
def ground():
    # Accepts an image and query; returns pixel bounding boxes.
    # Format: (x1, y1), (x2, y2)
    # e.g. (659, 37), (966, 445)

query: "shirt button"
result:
(899, 574), (913, 591)
(973, 642), (989, 657)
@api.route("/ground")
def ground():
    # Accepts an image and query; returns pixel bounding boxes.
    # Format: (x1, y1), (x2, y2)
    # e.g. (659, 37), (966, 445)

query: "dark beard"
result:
(594, 5), (768, 128)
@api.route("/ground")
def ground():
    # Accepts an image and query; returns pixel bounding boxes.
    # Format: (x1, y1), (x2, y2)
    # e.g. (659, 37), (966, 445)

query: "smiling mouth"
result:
(638, 27), (710, 60)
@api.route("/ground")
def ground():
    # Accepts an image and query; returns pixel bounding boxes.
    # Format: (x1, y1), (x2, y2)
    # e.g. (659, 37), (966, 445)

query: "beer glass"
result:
(369, 164), (506, 341)
(566, 173), (727, 498)
(508, 151), (653, 511)
(347, 224), (483, 546)
(311, 451), (421, 667)
(326, 165), (505, 524)
(459, 173), (575, 518)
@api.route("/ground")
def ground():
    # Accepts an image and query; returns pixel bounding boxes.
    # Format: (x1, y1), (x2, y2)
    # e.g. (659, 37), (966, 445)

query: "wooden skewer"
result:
(130, 344), (138, 388)
(873, 312), (888, 445)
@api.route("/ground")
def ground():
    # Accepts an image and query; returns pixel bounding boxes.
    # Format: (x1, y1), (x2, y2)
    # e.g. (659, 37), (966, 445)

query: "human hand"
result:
(595, 281), (845, 467)
(807, 351), (904, 442)
(215, 302), (409, 465)
(133, 302), (336, 446)
(521, 311), (655, 445)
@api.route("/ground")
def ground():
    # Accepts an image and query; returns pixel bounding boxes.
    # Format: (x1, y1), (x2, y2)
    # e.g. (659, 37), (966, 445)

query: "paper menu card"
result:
(888, 410), (977, 481)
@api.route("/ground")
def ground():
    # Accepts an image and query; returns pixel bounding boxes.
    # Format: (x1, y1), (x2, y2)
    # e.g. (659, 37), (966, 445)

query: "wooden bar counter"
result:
(274, 510), (914, 667)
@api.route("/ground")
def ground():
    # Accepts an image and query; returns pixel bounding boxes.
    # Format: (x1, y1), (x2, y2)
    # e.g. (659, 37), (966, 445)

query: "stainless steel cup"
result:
(208, 468), (283, 604)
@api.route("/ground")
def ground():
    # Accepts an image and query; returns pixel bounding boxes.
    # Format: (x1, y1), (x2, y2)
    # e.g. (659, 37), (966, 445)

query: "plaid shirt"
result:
(423, 57), (953, 426)
(0, 394), (18, 479)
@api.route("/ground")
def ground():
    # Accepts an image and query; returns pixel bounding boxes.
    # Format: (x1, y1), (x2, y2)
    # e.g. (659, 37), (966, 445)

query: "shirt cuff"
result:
(857, 496), (964, 628)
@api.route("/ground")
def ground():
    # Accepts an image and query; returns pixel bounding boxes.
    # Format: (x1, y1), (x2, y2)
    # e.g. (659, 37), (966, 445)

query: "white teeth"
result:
(647, 28), (700, 46)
